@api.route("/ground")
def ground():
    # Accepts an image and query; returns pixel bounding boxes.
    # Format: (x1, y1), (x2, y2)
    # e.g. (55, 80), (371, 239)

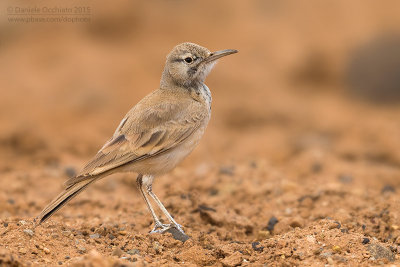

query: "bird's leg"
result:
(136, 175), (170, 233)
(146, 183), (185, 234)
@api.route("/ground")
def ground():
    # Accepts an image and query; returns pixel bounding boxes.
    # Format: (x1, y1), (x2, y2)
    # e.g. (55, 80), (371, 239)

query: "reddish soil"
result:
(1, 1), (400, 266)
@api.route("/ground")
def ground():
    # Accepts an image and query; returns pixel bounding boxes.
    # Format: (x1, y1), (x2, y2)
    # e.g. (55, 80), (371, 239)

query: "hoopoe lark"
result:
(37, 42), (237, 236)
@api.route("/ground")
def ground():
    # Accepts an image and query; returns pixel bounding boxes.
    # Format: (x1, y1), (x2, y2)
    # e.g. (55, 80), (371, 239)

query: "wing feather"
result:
(65, 98), (206, 187)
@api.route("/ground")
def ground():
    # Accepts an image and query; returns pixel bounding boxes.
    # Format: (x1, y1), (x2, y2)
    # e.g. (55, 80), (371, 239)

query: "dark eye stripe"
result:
(171, 56), (200, 63)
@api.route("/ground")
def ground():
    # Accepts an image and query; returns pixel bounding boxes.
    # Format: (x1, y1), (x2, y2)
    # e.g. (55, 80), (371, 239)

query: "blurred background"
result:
(0, 0), (400, 181)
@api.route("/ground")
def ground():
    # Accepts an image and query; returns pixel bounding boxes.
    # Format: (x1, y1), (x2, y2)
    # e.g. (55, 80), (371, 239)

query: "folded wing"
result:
(65, 100), (205, 187)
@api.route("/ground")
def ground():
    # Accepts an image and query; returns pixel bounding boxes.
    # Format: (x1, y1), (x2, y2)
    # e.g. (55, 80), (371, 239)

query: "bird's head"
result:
(161, 42), (237, 88)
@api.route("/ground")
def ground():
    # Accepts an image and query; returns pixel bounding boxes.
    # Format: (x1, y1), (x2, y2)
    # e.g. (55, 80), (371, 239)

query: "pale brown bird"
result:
(37, 42), (237, 236)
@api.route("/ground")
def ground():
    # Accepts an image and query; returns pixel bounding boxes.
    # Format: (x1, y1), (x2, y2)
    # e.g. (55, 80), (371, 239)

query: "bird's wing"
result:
(65, 98), (206, 186)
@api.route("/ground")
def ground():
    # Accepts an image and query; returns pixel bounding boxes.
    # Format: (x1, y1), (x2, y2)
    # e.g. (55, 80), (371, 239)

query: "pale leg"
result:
(136, 174), (170, 233)
(146, 183), (185, 234)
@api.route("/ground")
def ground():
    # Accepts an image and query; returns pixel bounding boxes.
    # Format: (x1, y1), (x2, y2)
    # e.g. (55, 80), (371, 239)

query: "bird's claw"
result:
(150, 223), (171, 234)
(150, 222), (186, 235)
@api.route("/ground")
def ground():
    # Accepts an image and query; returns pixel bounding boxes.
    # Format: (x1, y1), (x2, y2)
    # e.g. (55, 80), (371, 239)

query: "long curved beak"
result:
(204, 49), (238, 63)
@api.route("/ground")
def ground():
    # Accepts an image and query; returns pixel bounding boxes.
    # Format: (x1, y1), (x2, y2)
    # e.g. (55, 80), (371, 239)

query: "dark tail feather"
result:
(37, 178), (97, 224)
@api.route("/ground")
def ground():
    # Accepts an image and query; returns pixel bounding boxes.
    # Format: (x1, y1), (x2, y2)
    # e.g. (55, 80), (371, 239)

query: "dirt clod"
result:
(221, 251), (243, 267)
(367, 243), (395, 262)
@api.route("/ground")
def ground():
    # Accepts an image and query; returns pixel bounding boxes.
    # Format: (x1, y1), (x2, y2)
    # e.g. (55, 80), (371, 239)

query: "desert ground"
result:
(1, 1), (400, 266)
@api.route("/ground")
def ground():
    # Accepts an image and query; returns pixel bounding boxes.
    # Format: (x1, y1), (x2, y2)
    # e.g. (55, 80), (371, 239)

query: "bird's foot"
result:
(150, 222), (189, 242)
(150, 222), (186, 235)
(150, 222), (172, 234)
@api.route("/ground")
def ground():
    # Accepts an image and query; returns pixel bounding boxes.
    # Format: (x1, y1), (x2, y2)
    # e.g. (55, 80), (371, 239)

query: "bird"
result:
(37, 42), (238, 236)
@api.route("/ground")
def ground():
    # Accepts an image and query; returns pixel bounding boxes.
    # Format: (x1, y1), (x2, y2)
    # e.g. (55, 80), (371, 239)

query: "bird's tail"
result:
(36, 178), (97, 224)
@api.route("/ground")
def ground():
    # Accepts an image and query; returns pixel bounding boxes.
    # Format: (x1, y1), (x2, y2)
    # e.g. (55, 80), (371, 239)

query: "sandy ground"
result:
(1, 1), (400, 266)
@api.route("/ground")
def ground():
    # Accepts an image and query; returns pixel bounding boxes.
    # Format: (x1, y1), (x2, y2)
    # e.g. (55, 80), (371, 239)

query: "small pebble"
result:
(381, 185), (395, 194)
(311, 162), (322, 173)
(19, 248), (27, 254)
(62, 230), (72, 236)
(266, 216), (279, 232)
(118, 230), (128, 235)
(127, 249), (140, 255)
(77, 247), (86, 253)
(197, 204), (216, 212)
(209, 188), (218, 196)
(19, 220), (27, 225)
(58, 261), (63, 265)
(338, 174), (353, 184)
(313, 247), (323, 255)
(43, 247), (50, 254)
(328, 221), (341, 229)
(321, 252), (333, 258)
(65, 256), (70, 260)
(3, 222), (8, 227)
(219, 165), (235, 176)
(332, 245), (341, 253)
(257, 230), (270, 240)
(23, 229), (34, 237)
(250, 161), (257, 168)
(362, 251), (370, 258)
(251, 241), (264, 252)
(89, 233), (100, 239)
(362, 238), (370, 244)
(109, 234), (116, 240)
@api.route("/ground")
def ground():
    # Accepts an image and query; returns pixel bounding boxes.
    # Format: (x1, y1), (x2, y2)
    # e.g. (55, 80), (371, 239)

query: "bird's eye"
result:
(184, 57), (193, 63)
